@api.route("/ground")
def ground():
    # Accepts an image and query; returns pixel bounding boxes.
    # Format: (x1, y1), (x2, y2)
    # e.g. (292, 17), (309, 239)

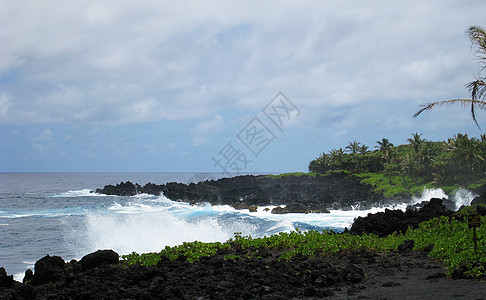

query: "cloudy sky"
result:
(1, 0), (486, 173)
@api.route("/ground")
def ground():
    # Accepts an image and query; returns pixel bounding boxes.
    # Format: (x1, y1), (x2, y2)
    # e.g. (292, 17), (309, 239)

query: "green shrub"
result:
(122, 216), (486, 278)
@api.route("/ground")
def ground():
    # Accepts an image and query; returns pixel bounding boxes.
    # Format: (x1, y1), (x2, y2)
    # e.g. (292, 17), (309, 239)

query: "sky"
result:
(1, 0), (486, 173)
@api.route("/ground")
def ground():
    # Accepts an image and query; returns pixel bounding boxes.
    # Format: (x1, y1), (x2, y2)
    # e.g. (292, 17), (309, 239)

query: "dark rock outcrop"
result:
(349, 198), (453, 236)
(397, 239), (415, 251)
(79, 249), (119, 271)
(96, 173), (388, 212)
(0, 267), (14, 288)
(96, 181), (142, 196)
(31, 255), (66, 285)
(271, 203), (330, 214)
(471, 191), (486, 206)
(0, 248), (368, 299)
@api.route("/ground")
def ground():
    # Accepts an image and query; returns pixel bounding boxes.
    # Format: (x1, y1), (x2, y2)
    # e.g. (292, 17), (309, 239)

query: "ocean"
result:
(0, 172), (476, 281)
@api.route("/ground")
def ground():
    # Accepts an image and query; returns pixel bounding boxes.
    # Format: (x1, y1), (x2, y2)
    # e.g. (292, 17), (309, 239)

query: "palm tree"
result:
(414, 26), (486, 128)
(454, 135), (484, 173)
(376, 138), (394, 152)
(445, 134), (485, 173)
(345, 141), (361, 154)
(358, 144), (369, 154)
(329, 148), (345, 161)
(376, 138), (395, 164)
(407, 132), (425, 153)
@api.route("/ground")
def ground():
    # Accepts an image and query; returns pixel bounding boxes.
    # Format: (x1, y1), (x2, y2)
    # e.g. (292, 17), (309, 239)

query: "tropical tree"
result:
(401, 152), (419, 177)
(330, 148), (345, 160)
(407, 132), (425, 153)
(376, 138), (395, 165)
(345, 141), (361, 154)
(376, 138), (394, 152)
(414, 26), (486, 128)
(454, 135), (485, 173)
(445, 134), (485, 174)
(358, 144), (369, 154)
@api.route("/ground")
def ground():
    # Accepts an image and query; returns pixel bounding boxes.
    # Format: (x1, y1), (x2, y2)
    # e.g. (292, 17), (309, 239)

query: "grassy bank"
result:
(122, 208), (486, 278)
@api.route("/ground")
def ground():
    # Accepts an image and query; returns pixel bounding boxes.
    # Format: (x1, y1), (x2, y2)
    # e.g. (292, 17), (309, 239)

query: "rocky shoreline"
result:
(2, 195), (486, 299)
(6, 247), (486, 300)
(95, 173), (400, 213)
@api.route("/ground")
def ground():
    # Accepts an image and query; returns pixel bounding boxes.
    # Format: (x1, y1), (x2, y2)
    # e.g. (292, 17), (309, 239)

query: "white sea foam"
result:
(81, 204), (258, 256)
(1, 208), (87, 219)
(72, 187), (478, 260)
(51, 189), (100, 198)
(409, 188), (476, 211)
(412, 188), (448, 204)
(13, 272), (24, 282)
(451, 189), (477, 210)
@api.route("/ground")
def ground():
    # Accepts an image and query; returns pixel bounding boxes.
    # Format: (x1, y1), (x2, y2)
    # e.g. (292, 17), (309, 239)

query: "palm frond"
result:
(465, 78), (486, 100)
(468, 26), (486, 63)
(413, 98), (486, 129)
(415, 26), (486, 129)
(465, 78), (486, 127)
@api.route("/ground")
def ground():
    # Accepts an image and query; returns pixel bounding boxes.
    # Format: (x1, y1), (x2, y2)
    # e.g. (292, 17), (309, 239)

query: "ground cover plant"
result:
(122, 210), (486, 279)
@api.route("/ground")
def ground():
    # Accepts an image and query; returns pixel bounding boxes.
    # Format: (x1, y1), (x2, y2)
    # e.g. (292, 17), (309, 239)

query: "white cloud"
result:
(29, 128), (53, 142)
(28, 128), (54, 153)
(0, 93), (11, 118)
(0, 0), (484, 131)
(32, 142), (53, 153)
(191, 114), (224, 145)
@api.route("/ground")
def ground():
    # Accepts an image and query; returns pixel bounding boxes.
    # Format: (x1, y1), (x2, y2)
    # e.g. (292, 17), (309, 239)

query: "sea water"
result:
(0, 173), (477, 281)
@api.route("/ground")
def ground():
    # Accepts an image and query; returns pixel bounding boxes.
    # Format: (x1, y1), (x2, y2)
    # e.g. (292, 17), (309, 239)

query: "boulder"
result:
(95, 181), (141, 196)
(23, 269), (33, 283)
(32, 255), (65, 284)
(0, 267), (13, 288)
(398, 239), (415, 251)
(79, 250), (119, 271)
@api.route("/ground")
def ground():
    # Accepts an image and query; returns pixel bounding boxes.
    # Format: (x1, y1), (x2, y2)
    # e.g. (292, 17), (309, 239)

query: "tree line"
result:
(308, 133), (486, 184)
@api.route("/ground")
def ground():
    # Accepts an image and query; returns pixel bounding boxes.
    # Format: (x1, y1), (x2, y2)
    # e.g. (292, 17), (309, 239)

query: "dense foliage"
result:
(308, 133), (486, 197)
(122, 208), (486, 278)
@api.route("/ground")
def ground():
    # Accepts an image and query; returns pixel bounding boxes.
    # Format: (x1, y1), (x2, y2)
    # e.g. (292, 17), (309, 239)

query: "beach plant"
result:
(122, 213), (486, 278)
(403, 215), (486, 277)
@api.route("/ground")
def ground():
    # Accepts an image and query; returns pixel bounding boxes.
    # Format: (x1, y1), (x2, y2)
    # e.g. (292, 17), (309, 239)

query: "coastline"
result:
(3, 248), (486, 299)
(1, 194), (486, 299)
(95, 173), (391, 213)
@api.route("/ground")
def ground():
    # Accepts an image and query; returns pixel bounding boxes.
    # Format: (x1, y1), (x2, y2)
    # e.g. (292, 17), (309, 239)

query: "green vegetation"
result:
(266, 172), (318, 179)
(122, 209), (486, 278)
(404, 213), (486, 277)
(308, 133), (486, 197)
(122, 241), (229, 264)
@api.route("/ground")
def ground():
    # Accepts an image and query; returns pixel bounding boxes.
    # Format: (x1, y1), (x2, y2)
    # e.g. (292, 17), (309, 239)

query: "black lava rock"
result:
(32, 255), (66, 284)
(350, 198), (453, 237)
(96, 173), (387, 213)
(79, 250), (119, 270)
